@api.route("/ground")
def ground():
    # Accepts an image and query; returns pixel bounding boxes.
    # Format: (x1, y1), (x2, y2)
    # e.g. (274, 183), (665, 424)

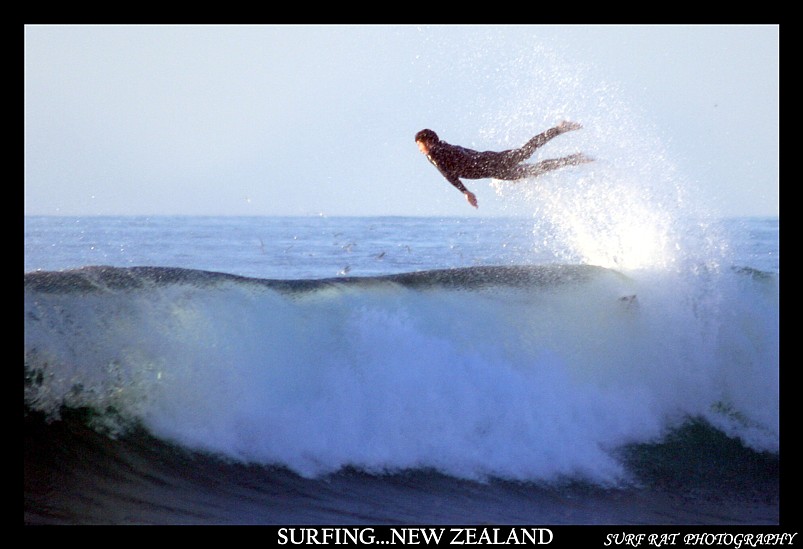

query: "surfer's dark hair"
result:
(415, 129), (439, 144)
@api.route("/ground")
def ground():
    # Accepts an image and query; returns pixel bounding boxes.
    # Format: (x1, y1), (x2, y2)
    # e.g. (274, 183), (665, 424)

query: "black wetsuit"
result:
(424, 126), (567, 194)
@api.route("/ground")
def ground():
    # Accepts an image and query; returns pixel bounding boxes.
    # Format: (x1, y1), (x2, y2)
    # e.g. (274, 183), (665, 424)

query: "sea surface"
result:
(24, 214), (781, 526)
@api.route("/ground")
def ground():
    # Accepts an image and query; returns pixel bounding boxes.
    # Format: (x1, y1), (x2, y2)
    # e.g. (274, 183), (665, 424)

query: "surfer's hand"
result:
(464, 191), (478, 208)
(557, 120), (582, 133)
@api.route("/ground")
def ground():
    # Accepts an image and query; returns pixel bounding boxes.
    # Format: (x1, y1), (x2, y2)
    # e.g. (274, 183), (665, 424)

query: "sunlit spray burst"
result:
(480, 40), (729, 275)
(494, 173), (681, 271)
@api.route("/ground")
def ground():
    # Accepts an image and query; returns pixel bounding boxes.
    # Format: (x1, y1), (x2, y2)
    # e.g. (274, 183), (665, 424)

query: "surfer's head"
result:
(415, 129), (439, 154)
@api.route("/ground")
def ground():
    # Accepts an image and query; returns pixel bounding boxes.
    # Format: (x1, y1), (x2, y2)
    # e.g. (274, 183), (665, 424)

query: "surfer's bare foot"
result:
(557, 120), (582, 132)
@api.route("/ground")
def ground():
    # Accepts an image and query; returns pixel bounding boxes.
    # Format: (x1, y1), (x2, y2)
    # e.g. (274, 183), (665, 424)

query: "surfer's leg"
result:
(504, 153), (594, 179)
(503, 122), (584, 164)
(498, 129), (560, 165)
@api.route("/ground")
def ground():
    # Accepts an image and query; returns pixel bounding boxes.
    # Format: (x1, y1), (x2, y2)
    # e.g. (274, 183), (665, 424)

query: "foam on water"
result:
(24, 262), (778, 484)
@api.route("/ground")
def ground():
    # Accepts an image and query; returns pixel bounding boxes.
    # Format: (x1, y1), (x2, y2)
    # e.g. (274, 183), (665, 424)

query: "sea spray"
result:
(421, 32), (730, 275)
(480, 41), (778, 456)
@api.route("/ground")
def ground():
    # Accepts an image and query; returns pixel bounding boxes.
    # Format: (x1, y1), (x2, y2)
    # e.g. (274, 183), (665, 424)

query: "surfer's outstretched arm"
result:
(444, 174), (478, 208)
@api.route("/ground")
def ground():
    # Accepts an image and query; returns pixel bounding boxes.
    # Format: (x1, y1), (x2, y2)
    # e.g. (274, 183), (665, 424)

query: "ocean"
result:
(24, 214), (781, 529)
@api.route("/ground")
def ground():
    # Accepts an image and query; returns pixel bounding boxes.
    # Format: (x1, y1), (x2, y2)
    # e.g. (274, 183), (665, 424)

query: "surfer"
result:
(415, 121), (593, 208)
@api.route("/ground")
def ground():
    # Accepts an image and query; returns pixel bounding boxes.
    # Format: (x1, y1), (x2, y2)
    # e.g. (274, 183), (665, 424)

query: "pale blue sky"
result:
(24, 24), (778, 218)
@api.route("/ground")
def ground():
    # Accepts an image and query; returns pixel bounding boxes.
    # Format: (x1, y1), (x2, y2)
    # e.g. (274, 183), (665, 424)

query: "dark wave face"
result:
(24, 409), (779, 525)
